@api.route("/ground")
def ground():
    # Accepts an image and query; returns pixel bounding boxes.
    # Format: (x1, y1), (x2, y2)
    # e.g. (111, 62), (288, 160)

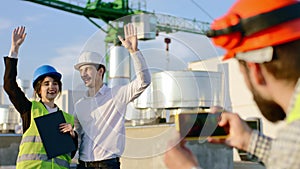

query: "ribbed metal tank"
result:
(108, 46), (130, 87)
(151, 70), (223, 108)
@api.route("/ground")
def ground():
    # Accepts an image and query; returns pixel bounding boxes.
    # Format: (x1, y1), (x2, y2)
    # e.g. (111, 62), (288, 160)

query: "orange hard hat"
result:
(206, 0), (300, 61)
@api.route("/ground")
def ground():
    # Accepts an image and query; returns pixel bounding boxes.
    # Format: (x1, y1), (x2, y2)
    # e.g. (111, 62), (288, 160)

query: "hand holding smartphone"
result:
(175, 110), (228, 140)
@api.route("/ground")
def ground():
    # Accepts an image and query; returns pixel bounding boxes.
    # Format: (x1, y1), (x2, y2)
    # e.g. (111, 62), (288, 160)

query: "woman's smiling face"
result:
(39, 76), (60, 102)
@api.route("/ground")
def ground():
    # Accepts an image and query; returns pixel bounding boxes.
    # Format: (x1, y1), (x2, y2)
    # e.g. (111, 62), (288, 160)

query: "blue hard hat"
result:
(32, 65), (62, 87)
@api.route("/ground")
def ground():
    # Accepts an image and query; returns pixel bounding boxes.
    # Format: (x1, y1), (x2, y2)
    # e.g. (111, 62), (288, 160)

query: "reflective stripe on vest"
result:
(17, 154), (70, 168)
(16, 101), (74, 169)
(19, 135), (42, 145)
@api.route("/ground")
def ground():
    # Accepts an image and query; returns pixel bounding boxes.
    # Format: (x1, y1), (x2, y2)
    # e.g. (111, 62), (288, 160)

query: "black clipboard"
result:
(34, 111), (76, 159)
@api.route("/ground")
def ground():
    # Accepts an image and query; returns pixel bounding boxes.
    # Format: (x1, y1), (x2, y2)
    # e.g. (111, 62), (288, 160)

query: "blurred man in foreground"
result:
(164, 0), (300, 168)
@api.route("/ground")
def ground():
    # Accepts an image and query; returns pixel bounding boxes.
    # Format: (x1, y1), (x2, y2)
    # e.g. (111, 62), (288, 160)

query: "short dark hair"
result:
(263, 39), (300, 84)
(94, 64), (106, 79)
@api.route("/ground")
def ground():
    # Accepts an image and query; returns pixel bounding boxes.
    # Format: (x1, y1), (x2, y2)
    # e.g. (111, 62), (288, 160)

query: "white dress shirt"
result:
(73, 51), (151, 161)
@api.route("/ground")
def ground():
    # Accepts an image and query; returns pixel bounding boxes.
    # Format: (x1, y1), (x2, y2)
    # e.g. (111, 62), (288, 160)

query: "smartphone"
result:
(175, 112), (228, 140)
(245, 117), (262, 132)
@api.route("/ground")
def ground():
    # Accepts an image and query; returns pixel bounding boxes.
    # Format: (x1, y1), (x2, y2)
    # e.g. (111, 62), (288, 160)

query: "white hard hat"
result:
(74, 51), (105, 70)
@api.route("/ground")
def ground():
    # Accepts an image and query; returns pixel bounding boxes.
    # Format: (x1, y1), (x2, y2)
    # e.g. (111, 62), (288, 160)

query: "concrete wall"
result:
(122, 124), (233, 169)
(0, 128), (265, 169)
(0, 134), (21, 166)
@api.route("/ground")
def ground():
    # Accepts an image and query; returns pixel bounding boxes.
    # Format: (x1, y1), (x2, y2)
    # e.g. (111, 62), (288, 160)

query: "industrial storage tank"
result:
(0, 105), (20, 133)
(151, 70), (223, 109)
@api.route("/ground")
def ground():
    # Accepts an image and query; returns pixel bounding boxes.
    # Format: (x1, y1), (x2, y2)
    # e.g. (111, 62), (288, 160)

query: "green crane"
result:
(23, 0), (211, 84)
(24, 0), (135, 23)
(23, 0), (210, 44)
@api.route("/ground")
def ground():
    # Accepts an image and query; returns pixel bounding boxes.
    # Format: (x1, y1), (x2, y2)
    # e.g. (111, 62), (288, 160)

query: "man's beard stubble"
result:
(250, 82), (286, 123)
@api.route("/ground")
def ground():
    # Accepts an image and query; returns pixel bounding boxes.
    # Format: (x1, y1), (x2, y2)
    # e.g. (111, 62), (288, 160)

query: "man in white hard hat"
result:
(73, 23), (151, 169)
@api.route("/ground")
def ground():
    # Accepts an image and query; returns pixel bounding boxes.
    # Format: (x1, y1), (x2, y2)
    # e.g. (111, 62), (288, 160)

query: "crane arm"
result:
(23, 0), (135, 23)
(155, 13), (210, 35)
(23, 0), (210, 36)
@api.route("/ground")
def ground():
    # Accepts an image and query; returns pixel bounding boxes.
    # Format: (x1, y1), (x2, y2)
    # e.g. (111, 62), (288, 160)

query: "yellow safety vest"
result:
(287, 92), (300, 123)
(16, 101), (74, 169)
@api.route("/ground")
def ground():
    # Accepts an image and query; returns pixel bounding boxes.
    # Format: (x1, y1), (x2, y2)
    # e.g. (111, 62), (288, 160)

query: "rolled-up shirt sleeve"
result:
(118, 50), (151, 103)
(247, 130), (272, 163)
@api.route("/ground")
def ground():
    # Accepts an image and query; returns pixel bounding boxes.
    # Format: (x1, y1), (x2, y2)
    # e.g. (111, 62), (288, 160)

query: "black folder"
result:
(34, 111), (76, 159)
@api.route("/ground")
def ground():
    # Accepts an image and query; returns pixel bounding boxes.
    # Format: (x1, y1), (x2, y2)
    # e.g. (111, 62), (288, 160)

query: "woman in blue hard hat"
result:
(3, 26), (78, 169)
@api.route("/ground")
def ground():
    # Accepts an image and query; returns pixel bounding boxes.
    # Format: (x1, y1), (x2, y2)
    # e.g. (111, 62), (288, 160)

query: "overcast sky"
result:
(0, 0), (236, 98)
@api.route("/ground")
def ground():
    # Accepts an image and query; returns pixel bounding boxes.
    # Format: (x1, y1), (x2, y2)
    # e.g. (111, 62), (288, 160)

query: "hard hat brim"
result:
(74, 62), (103, 70)
(32, 72), (62, 88)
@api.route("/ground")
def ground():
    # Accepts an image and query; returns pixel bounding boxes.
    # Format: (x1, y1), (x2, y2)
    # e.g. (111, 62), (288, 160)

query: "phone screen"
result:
(176, 113), (227, 140)
(246, 120), (260, 131)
